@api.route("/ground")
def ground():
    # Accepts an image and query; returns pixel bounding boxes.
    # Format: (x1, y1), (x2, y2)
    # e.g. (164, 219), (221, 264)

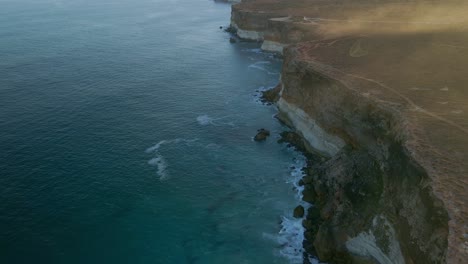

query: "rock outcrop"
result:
(254, 128), (271, 141)
(230, 0), (468, 263)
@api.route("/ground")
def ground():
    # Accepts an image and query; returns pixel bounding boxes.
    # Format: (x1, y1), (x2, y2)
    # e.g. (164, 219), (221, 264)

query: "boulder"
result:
(293, 205), (305, 218)
(302, 184), (317, 203)
(254, 128), (270, 141)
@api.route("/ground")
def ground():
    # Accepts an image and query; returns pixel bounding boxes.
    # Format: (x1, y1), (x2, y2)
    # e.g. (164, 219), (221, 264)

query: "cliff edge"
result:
(231, 0), (468, 263)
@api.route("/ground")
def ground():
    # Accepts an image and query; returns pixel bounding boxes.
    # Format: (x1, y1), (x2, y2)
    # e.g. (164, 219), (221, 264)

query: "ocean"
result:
(0, 0), (308, 263)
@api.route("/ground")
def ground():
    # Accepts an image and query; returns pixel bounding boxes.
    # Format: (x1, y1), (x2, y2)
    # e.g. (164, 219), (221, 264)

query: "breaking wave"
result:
(278, 152), (310, 263)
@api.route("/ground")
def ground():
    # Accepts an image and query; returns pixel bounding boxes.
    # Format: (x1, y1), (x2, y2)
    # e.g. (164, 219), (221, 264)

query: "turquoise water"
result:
(0, 0), (307, 263)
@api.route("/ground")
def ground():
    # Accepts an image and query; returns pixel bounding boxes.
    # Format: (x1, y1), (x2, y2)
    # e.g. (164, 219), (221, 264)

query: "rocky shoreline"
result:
(229, 0), (468, 263)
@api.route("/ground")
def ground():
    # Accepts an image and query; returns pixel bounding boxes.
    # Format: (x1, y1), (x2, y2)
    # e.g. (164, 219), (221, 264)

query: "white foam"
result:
(145, 139), (168, 153)
(248, 62), (279, 75)
(148, 155), (168, 180)
(196, 115), (213, 125)
(145, 138), (198, 180)
(196, 115), (236, 127)
(287, 152), (307, 200)
(242, 48), (263, 54)
(309, 257), (323, 264)
(273, 152), (310, 263)
(278, 216), (305, 264)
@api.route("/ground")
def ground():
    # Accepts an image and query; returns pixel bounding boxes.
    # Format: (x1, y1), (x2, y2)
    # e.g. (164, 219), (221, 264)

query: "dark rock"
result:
(293, 205), (305, 218)
(298, 179), (305, 186)
(278, 131), (308, 153)
(229, 37), (237, 43)
(254, 128), (270, 141)
(303, 252), (312, 264)
(219, 26), (223, 29)
(320, 200), (335, 220)
(302, 219), (314, 230)
(261, 83), (281, 103)
(304, 230), (315, 241)
(302, 184), (317, 203)
(224, 25), (237, 34)
(313, 225), (335, 261)
(314, 181), (328, 200)
(302, 175), (313, 184)
(307, 206), (321, 222)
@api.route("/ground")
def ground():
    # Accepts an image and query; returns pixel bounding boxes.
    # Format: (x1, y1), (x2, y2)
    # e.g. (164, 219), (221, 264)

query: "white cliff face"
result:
(231, 22), (264, 40)
(277, 97), (345, 156)
(261, 40), (287, 53)
(237, 28), (263, 40)
(346, 215), (405, 264)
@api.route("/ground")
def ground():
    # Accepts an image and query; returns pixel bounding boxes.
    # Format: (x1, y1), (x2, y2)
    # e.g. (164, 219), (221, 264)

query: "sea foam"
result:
(147, 156), (168, 180)
(278, 216), (305, 263)
(277, 152), (310, 263)
(248, 61), (279, 75)
(146, 138), (198, 180)
(196, 115), (236, 127)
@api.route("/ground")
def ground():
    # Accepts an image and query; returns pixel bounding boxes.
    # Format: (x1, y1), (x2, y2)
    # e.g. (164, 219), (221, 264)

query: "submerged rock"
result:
(229, 37), (237, 43)
(293, 205), (305, 218)
(254, 128), (270, 141)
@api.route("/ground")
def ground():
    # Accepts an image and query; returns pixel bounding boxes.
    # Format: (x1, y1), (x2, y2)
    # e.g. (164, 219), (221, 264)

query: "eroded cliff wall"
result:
(278, 45), (450, 263)
(230, 0), (468, 263)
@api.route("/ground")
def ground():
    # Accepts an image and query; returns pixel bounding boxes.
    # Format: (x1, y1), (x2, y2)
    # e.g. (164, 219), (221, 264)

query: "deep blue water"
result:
(0, 0), (307, 263)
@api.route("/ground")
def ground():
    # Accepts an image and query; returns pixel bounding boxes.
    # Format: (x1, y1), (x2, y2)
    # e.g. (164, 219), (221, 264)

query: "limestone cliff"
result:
(231, 0), (468, 263)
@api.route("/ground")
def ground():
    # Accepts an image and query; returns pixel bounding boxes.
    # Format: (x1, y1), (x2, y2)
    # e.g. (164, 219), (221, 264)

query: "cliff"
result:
(231, 0), (468, 263)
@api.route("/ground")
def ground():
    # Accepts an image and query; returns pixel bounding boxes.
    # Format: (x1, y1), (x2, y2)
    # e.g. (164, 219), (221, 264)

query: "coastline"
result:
(227, 0), (468, 263)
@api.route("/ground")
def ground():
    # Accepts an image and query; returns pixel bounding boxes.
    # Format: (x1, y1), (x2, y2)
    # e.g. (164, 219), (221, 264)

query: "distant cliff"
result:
(230, 0), (468, 263)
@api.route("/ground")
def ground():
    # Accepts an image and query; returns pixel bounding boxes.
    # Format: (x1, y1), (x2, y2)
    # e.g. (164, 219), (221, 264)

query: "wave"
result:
(196, 114), (236, 127)
(253, 85), (280, 105)
(242, 48), (263, 54)
(146, 138), (198, 180)
(196, 115), (214, 126)
(278, 216), (305, 264)
(277, 152), (310, 263)
(289, 155), (307, 200)
(248, 61), (279, 75)
(147, 156), (169, 180)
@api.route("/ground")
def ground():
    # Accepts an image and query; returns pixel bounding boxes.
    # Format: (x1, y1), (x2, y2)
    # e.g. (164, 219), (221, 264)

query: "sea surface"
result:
(0, 0), (309, 263)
